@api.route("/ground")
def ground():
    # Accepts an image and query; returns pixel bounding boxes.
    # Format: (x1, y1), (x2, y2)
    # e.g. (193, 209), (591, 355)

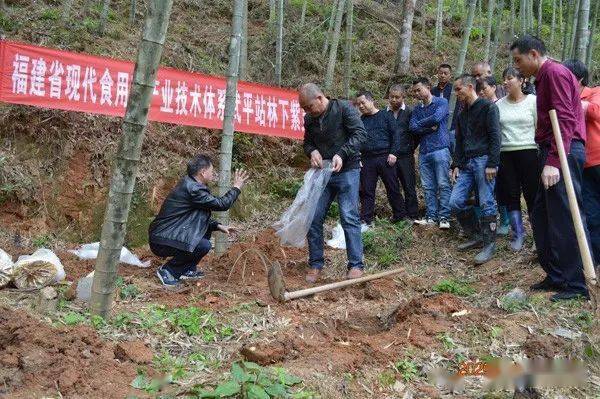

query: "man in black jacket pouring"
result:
(299, 83), (367, 283)
(449, 74), (501, 265)
(149, 155), (249, 286)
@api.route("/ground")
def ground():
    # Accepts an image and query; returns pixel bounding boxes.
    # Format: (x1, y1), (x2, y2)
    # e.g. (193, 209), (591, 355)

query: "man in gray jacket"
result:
(299, 83), (367, 283)
(149, 154), (248, 286)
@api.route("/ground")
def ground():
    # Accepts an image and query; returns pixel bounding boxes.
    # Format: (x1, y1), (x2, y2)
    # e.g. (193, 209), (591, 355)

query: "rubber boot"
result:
(474, 215), (497, 264)
(456, 209), (483, 251)
(508, 210), (525, 251)
(497, 206), (510, 236)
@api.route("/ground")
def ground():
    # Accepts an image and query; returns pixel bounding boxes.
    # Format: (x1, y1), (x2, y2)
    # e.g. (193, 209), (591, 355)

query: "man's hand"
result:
(310, 150), (323, 169)
(233, 169), (250, 189)
(450, 167), (460, 183)
(431, 124), (438, 131)
(485, 167), (497, 181)
(332, 154), (343, 172)
(541, 165), (560, 189)
(387, 154), (397, 166)
(217, 224), (236, 235)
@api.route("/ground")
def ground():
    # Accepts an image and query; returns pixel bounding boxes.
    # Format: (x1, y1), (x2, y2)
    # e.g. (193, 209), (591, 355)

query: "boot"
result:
(508, 210), (525, 251)
(474, 215), (497, 264)
(497, 206), (510, 236)
(456, 209), (483, 251)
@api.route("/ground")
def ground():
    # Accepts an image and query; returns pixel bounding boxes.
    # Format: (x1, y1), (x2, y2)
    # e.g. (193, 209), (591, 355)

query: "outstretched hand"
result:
(233, 169), (250, 189)
(217, 224), (237, 235)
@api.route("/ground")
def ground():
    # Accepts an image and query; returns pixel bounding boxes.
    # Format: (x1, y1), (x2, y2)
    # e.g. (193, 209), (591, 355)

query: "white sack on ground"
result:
(13, 248), (65, 290)
(326, 223), (370, 249)
(0, 248), (14, 288)
(274, 162), (333, 248)
(68, 242), (151, 268)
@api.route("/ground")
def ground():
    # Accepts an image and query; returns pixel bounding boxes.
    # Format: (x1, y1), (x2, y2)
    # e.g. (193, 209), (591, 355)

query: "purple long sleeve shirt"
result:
(534, 59), (586, 169)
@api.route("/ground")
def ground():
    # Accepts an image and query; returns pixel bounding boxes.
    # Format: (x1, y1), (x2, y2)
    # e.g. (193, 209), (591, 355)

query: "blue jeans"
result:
(419, 148), (452, 220)
(449, 156), (498, 217)
(308, 168), (364, 270)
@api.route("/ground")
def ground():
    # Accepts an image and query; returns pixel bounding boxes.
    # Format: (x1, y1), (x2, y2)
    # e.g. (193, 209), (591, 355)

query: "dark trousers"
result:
(497, 149), (540, 212)
(150, 232), (212, 278)
(396, 154), (419, 219)
(531, 141), (589, 292)
(360, 154), (406, 223)
(583, 165), (600, 266)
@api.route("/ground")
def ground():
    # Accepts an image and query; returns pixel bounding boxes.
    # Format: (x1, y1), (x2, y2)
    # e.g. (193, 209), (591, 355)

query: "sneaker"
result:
(550, 290), (590, 302)
(156, 266), (179, 287)
(306, 268), (320, 284)
(180, 269), (205, 280)
(414, 218), (436, 226)
(439, 218), (450, 229)
(346, 267), (364, 279)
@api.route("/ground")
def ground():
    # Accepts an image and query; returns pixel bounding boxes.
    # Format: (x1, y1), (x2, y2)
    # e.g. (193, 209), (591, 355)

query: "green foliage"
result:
(432, 278), (476, 296)
(90, 314), (107, 330)
(377, 370), (396, 386)
(40, 8), (61, 21)
(326, 202), (339, 220)
(32, 234), (52, 248)
(490, 326), (503, 339)
(438, 333), (457, 350)
(61, 311), (86, 325)
(195, 362), (309, 398)
(269, 179), (302, 199)
(362, 219), (411, 267)
(130, 372), (164, 394)
(575, 311), (594, 330)
(116, 277), (141, 300)
(498, 296), (529, 313)
(469, 26), (484, 40)
(393, 359), (419, 382)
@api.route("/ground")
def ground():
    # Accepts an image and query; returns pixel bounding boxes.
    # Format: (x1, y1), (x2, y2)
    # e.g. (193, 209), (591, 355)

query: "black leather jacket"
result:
(148, 175), (240, 252)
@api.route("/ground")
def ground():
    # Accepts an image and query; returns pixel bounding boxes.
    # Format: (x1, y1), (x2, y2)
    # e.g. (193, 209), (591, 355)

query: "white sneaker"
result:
(414, 218), (436, 226)
(439, 218), (450, 229)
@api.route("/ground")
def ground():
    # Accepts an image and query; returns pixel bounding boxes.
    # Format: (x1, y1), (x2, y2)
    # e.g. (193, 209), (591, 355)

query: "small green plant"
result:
(490, 326), (503, 339)
(438, 333), (457, 350)
(194, 361), (307, 398)
(90, 315), (107, 330)
(432, 278), (475, 296)
(269, 179), (302, 199)
(499, 296), (529, 313)
(40, 8), (61, 21)
(575, 311), (594, 330)
(131, 372), (164, 394)
(61, 311), (86, 325)
(362, 219), (410, 267)
(326, 202), (340, 220)
(32, 234), (52, 248)
(393, 359), (419, 382)
(377, 370), (396, 386)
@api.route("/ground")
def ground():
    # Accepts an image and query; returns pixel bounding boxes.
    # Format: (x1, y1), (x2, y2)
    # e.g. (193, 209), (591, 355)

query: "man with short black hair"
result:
(472, 61), (507, 98)
(511, 35), (590, 301)
(149, 155), (248, 286)
(450, 74), (501, 265)
(409, 77), (452, 229)
(388, 84), (419, 220)
(300, 83), (367, 283)
(355, 90), (406, 224)
(432, 64), (453, 101)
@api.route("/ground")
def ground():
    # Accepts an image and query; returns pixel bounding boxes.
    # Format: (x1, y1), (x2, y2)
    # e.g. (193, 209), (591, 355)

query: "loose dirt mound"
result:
(0, 306), (143, 399)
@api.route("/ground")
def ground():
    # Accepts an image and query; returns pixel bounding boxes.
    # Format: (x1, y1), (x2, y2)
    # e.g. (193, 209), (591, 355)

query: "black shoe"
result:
(550, 290), (590, 302)
(529, 278), (561, 291)
(180, 269), (205, 280)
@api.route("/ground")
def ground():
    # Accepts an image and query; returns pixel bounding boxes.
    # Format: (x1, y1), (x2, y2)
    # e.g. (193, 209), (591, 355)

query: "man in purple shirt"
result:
(510, 35), (591, 301)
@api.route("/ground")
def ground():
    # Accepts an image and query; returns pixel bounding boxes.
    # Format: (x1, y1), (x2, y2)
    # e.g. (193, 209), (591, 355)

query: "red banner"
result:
(0, 40), (304, 140)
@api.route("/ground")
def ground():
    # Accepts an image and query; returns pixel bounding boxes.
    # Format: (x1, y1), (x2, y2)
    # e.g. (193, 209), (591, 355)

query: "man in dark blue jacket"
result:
(148, 155), (248, 286)
(355, 90), (406, 225)
(300, 83), (367, 283)
(409, 77), (452, 229)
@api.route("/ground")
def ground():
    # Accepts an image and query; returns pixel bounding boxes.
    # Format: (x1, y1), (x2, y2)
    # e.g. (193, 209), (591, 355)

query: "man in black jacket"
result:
(355, 90), (406, 224)
(300, 83), (367, 283)
(148, 155), (248, 286)
(449, 74), (501, 265)
(387, 84), (418, 220)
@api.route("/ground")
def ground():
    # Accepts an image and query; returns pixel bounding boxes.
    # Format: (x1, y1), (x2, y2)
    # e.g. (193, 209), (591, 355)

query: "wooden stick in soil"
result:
(548, 110), (599, 313)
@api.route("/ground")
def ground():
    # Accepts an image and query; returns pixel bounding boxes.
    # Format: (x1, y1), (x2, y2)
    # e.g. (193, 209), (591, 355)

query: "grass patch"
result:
(392, 359), (419, 382)
(269, 178), (302, 199)
(432, 278), (475, 296)
(498, 296), (529, 313)
(362, 219), (411, 268)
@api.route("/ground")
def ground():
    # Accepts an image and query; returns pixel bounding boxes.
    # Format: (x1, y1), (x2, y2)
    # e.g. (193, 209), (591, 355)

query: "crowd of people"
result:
(146, 35), (598, 303)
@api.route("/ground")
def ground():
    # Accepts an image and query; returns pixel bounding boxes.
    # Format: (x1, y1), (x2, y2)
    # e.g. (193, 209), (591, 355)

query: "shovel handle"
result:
(283, 268), (404, 301)
(548, 110), (597, 285)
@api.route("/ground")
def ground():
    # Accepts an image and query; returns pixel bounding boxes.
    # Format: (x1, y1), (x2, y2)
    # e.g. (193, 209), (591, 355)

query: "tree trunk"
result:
(322, 0), (340, 58)
(343, 0), (354, 98)
(520, 0), (526, 34)
(490, 0), (505, 70)
(576, 0), (591, 61)
(394, 0), (417, 75)
(447, 0), (476, 129)
(477, 0), (483, 38)
(98, 0), (112, 35)
(274, 0), (284, 86)
(509, 0), (515, 65)
(0, 0), (5, 10)
(62, 0), (76, 25)
(324, 0), (346, 90)
(269, 0), (276, 24)
(484, 0), (496, 61)
(528, 0), (535, 32)
(562, 0), (572, 59)
(300, 0), (308, 25)
(90, 0), (173, 318)
(586, 0), (599, 67)
(434, 0), (444, 50)
(570, 0), (581, 58)
(130, 0), (136, 24)
(551, 0), (556, 43)
(240, 0), (248, 80)
(537, 0), (543, 36)
(214, 0), (245, 255)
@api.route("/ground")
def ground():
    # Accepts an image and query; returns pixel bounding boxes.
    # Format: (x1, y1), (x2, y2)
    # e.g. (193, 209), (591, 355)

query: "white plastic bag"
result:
(326, 223), (370, 249)
(13, 248), (65, 290)
(68, 242), (151, 268)
(76, 271), (95, 302)
(274, 162), (333, 247)
(0, 248), (14, 288)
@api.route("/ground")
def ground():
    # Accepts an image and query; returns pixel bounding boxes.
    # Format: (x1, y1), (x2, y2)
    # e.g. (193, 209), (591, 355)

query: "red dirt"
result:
(0, 306), (148, 399)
